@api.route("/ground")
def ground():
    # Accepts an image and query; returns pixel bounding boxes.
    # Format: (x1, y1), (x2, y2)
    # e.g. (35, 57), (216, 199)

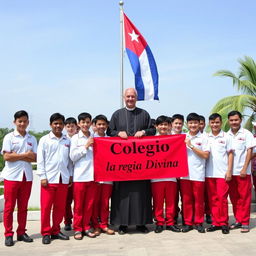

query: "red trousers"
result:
(180, 180), (205, 225)
(151, 181), (177, 226)
(205, 178), (229, 226)
(91, 183), (113, 229)
(204, 186), (211, 216)
(64, 185), (73, 225)
(40, 183), (68, 236)
(229, 175), (252, 225)
(73, 181), (97, 231)
(4, 178), (32, 237)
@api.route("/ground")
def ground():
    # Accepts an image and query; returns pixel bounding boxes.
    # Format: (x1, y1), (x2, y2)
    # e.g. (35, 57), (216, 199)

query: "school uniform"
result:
(1, 130), (37, 237)
(205, 131), (233, 226)
(91, 133), (113, 230)
(180, 132), (209, 225)
(37, 132), (72, 236)
(70, 130), (97, 232)
(227, 127), (255, 226)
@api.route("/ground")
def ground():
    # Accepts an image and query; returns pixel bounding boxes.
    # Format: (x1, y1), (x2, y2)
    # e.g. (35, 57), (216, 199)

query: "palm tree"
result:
(212, 56), (256, 131)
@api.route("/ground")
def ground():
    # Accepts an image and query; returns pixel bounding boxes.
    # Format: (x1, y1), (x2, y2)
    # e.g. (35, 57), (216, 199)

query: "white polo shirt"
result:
(181, 132), (210, 182)
(70, 130), (94, 182)
(206, 131), (233, 178)
(37, 132), (72, 184)
(227, 127), (255, 176)
(1, 130), (37, 181)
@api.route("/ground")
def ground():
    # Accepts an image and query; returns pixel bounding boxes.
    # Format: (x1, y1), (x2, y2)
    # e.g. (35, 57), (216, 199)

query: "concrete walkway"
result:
(1, 214), (256, 256)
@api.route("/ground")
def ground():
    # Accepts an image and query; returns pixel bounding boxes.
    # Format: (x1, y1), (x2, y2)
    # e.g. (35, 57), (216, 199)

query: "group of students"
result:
(1, 109), (256, 247)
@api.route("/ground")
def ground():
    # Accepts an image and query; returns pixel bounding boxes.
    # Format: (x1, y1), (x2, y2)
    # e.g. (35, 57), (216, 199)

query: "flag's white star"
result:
(128, 30), (139, 42)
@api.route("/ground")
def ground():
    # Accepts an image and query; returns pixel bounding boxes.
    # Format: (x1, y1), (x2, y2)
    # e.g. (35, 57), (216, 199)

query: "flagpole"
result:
(119, 0), (124, 108)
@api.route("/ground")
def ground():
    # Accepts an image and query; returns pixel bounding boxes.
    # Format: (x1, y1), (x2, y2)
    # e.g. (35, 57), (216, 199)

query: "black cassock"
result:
(107, 107), (155, 225)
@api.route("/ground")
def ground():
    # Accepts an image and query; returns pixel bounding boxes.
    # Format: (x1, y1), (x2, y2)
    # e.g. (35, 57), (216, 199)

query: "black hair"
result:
(156, 115), (171, 125)
(64, 117), (77, 125)
(186, 112), (200, 122)
(171, 114), (184, 123)
(209, 113), (222, 121)
(198, 115), (205, 122)
(78, 112), (92, 122)
(14, 110), (29, 121)
(151, 118), (156, 127)
(50, 113), (65, 124)
(228, 110), (242, 119)
(94, 114), (109, 124)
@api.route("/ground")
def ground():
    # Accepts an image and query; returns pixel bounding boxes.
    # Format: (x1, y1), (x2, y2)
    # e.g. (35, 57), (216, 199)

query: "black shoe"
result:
(64, 224), (72, 231)
(206, 225), (221, 232)
(205, 214), (212, 224)
(230, 222), (242, 230)
(42, 235), (51, 244)
(136, 225), (149, 233)
(154, 225), (163, 233)
(181, 225), (193, 233)
(118, 225), (128, 235)
(17, 233), (33, 242)
(51, 232), (69, 240)
(166, 225), (181, 232)
(5, 236), (14, 247)
(195, 224), (205, 233)
(221, 225), (230, 234)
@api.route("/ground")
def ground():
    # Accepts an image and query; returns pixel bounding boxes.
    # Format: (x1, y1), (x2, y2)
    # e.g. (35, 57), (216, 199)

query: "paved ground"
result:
(1, 214), (256, 256)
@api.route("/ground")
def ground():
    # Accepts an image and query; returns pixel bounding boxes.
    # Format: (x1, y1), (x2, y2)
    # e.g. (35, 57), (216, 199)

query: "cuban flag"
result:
(123, 13), (159, 101)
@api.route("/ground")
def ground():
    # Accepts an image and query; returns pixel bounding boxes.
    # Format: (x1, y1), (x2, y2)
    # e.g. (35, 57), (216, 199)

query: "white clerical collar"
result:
(125, 106), (136, 111)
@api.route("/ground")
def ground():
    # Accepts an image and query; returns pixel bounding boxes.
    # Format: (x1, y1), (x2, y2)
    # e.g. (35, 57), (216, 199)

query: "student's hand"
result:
(118, 131), (128, 139)
(68, 177), (73, 187)
(85, 137), (94, 149)
(41, 179), (48, 187)
(26, 150), (36, 160)
(240, 168), (247, 178)
(185, 138), (192, 148)
(134, 130), (145, 138)
(225, 171), (232, 181)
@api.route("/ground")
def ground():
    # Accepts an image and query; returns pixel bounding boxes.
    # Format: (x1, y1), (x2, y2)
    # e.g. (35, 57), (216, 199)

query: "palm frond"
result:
(238, 56), (256, 85)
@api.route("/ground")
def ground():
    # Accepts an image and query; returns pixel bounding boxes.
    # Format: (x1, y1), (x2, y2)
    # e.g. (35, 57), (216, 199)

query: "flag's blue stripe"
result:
(126, 48), (145, 100)
(145, 45), (159, 100)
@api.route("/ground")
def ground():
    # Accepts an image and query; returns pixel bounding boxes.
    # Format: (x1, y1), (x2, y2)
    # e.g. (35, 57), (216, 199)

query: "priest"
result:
(107, 88), (155, 234)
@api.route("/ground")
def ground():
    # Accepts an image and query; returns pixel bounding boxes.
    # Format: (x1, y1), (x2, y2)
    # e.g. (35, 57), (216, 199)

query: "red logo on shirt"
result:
(238, 137), (245, 141)
(196, 142), (201, 146)
(218, 140), (225, 144)
(64, 144), (70, 148)
(27, 142), (32, 146)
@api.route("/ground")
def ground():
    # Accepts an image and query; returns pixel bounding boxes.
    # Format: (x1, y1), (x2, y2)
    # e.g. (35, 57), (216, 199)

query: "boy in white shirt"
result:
(63, 117), (78, 231)
(1, 110), (37, 246)
(205, 113), (233, 234)
(70, 112), (96, 240)
(227, 111), (255, 233)
(37, 113), (72, 244)
(91, 115), (115, 236)
(171, 114), (184, 224)
(180, 113), (210, 233)
(151, 115), (180, 233)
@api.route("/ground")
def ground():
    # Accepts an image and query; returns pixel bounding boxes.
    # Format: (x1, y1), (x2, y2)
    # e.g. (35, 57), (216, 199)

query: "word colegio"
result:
(110, 140), (170, 157)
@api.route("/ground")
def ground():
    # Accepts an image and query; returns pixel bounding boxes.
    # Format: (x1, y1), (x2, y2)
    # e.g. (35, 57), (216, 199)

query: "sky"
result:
(0, 0), (256, 131)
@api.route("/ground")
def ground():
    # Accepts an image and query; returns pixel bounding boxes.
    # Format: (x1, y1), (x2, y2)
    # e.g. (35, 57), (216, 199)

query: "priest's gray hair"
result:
(124, 88), (138, 97)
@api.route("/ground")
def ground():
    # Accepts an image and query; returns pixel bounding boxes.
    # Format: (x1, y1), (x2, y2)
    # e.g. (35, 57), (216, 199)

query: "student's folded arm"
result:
(3, 151), (28, 162)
